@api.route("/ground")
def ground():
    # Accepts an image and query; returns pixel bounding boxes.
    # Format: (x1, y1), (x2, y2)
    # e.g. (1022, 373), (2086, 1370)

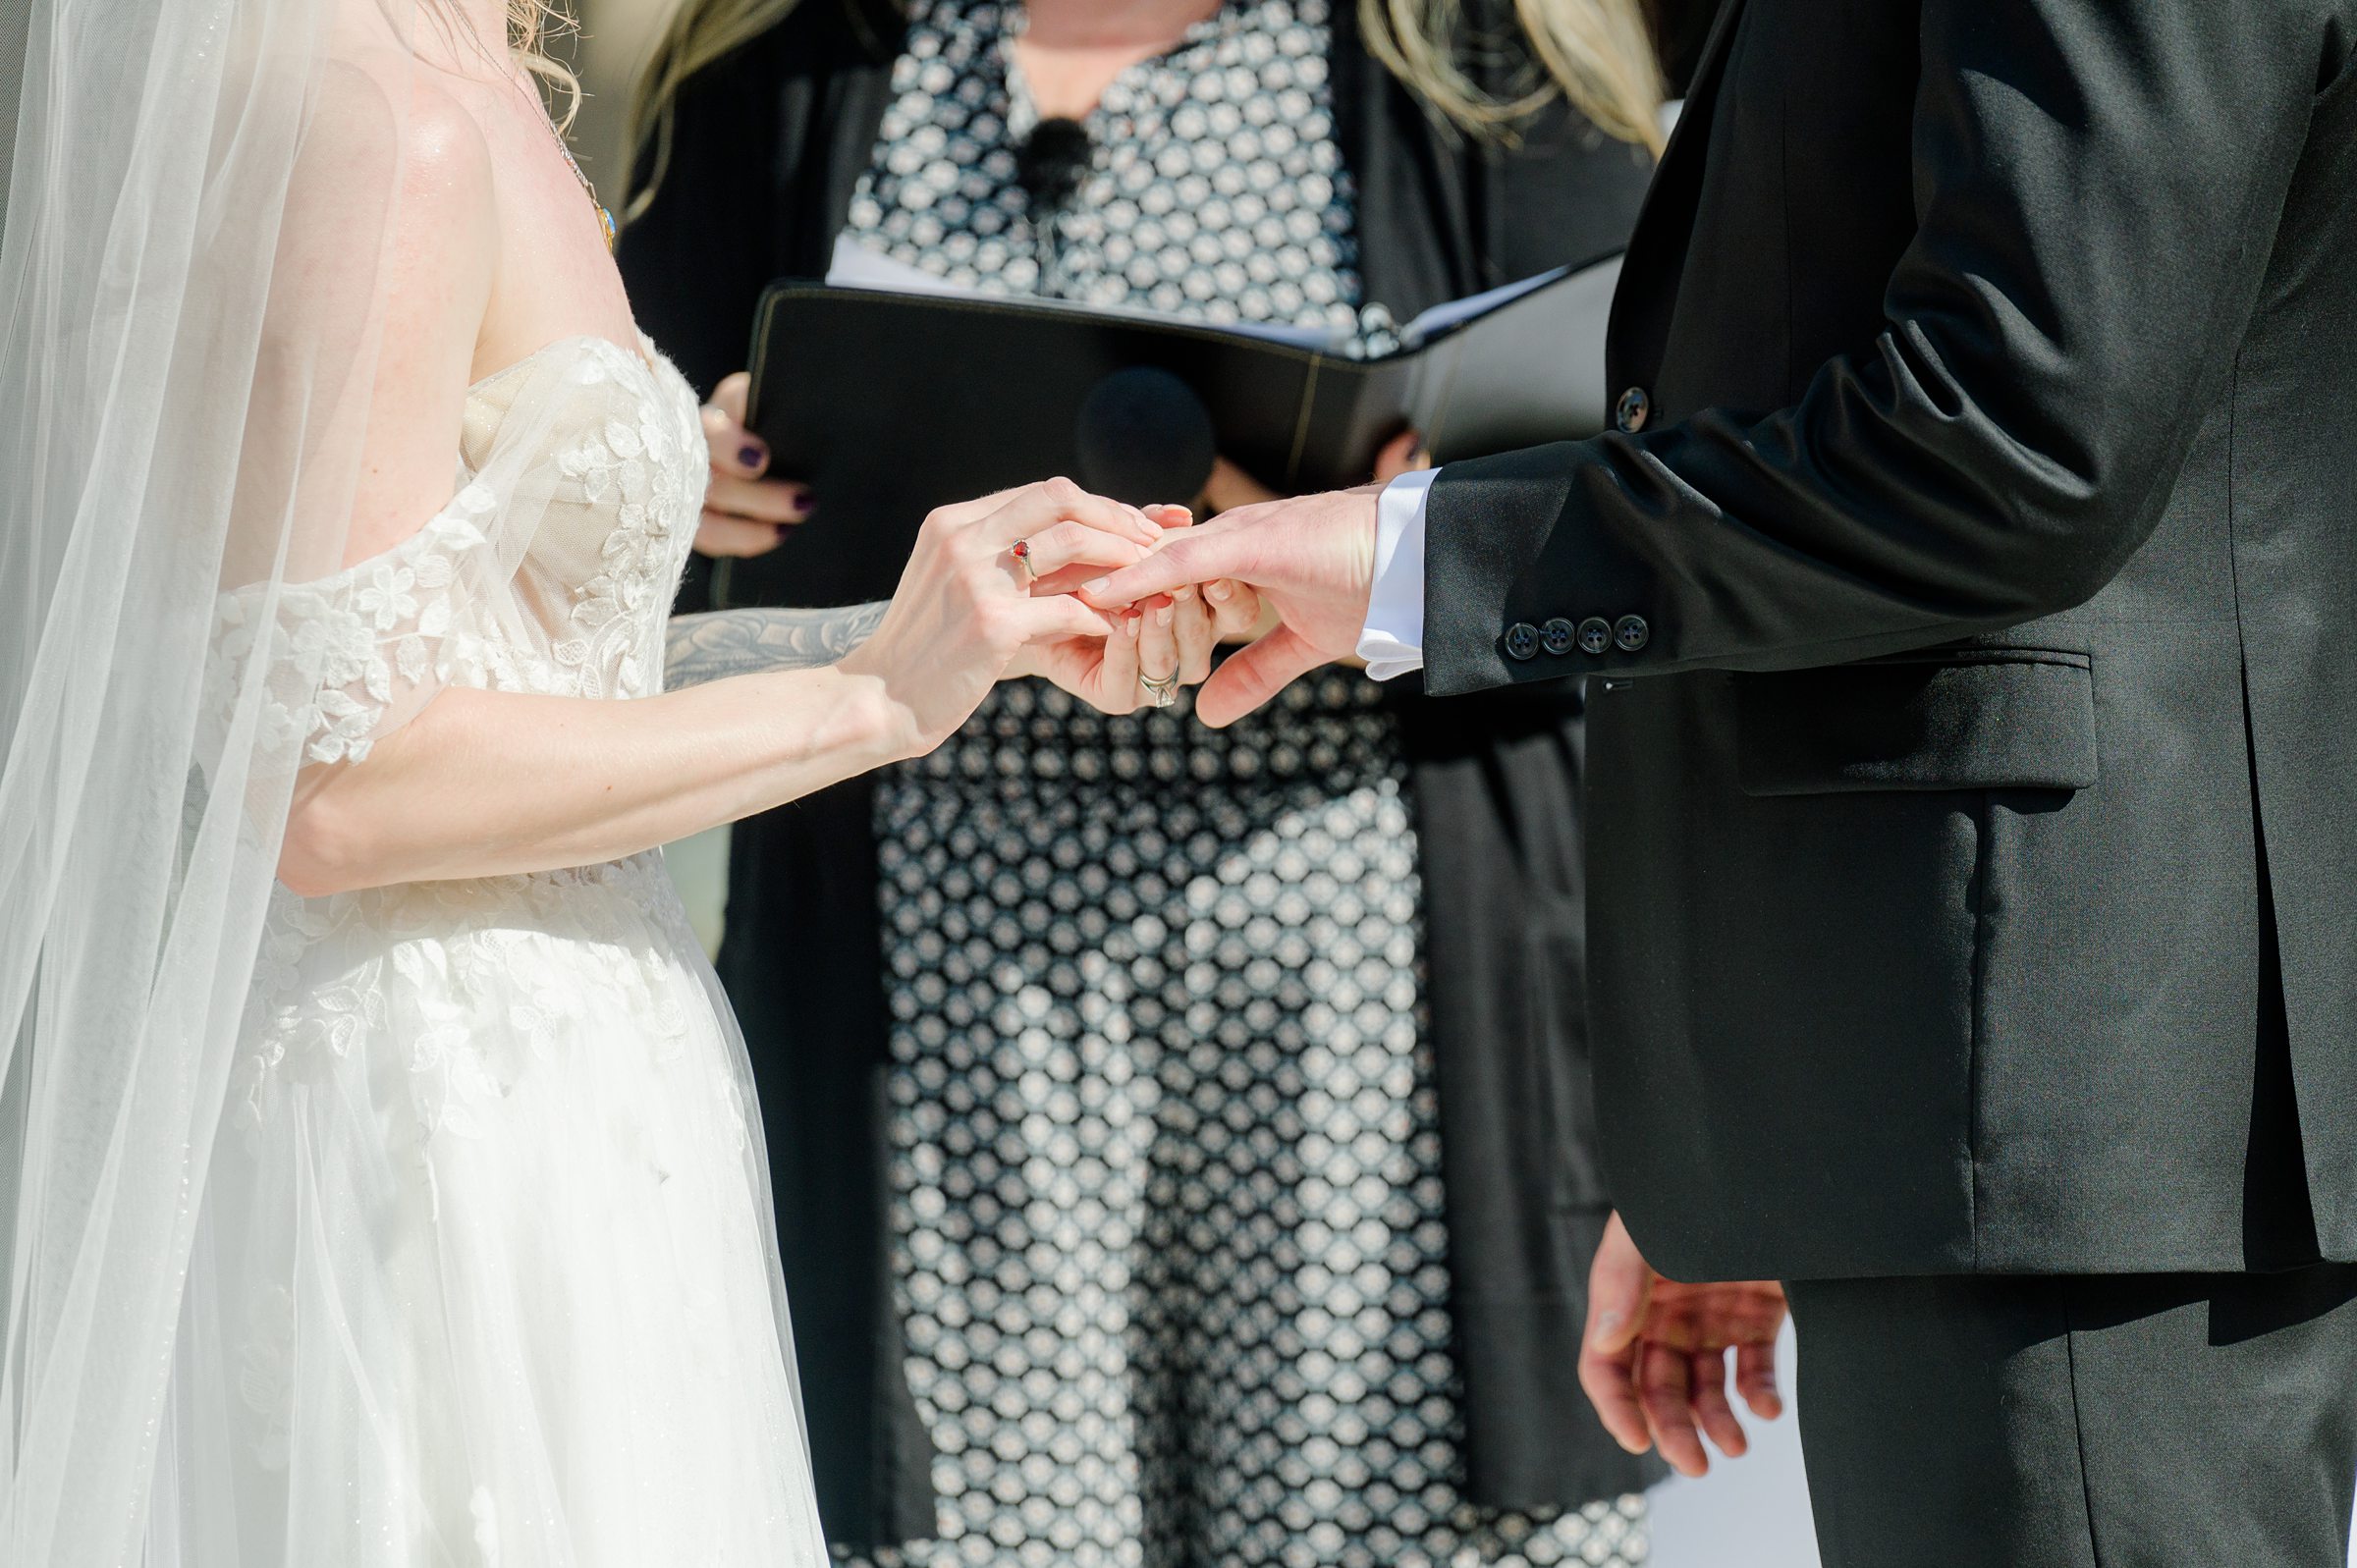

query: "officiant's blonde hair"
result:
(624, 0), (1666, 219)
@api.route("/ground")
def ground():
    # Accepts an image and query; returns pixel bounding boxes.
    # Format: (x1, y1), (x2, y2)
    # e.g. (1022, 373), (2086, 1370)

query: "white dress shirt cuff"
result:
(1356, 467), (1437, 681)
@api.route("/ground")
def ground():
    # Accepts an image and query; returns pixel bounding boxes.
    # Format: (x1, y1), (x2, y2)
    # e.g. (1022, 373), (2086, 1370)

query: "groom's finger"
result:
(1583, 1215), (1653, 1358)
(1577, 1211), (1661, 1455)
(1203, 579), (1263, 639)
(1639, 1342), (1712, 1477)
(1083, 521), (1254, 608)
(1192, 624), (1325, 728)
(1027, 562), (1116, 597)
(1687, 1349), (1750, 1459)
(1579, 1341), (1652, 1458)
(1734, 1338), (1783, 1421)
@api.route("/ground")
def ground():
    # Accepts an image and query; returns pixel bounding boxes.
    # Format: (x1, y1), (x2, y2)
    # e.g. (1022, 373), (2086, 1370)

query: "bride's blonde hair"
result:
(418, 0), (585, 126)
(509, 0), (585, 126)
(623, 0), (1665, 218)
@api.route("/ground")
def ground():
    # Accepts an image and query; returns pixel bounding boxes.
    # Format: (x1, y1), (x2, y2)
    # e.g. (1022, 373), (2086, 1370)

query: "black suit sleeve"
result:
(1421, 0), (2349, 697)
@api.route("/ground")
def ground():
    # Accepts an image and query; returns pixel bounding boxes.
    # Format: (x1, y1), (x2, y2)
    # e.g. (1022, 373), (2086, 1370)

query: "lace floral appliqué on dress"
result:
(206, 337), (701, 774)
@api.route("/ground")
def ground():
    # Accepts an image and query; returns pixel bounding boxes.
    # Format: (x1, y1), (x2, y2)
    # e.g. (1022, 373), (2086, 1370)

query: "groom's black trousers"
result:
(1786, 1264), (2357, 1568)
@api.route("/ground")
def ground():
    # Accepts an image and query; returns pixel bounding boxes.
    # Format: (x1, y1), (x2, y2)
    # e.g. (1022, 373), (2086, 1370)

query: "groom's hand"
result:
(1081, 484), (1382, 728)
(1578, 1212), (1788, 1478)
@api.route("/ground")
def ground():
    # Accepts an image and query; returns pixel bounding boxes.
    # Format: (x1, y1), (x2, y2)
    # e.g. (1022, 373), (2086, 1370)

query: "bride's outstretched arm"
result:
(282, 640), (897, 897)
(662, 604), (891, 686)
(278, 488), (1144, 898)
(272, 79), (1155, 898)
(280, 651), (895, 897)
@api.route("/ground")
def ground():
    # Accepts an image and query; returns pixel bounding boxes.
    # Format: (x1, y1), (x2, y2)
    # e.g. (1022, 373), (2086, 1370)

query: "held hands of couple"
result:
(1082, 482), (1384, 728)
(836, 480), (1264, 759)
(1015, 504), (1262, 716)
(1577, 1212), (1788, 1479)
(1019, 553), (1265, 715)
(1080, 431), (1423, 725)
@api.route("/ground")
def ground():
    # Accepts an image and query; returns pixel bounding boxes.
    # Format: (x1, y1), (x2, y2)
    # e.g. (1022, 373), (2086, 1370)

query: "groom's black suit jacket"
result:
(1425, 0), (2357, 1282)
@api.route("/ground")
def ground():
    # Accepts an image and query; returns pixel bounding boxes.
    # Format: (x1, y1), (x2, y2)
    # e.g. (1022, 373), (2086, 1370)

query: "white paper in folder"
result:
(826, 234), (1344, 349)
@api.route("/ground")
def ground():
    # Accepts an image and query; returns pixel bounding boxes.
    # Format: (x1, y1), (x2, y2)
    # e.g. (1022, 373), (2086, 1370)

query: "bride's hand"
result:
(1016, 506), (1263, 713)
(840, 479), (1161, 756)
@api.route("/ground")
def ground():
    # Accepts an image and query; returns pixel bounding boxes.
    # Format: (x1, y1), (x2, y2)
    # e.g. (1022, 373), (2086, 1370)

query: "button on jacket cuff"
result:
(1357, 467), (1438, 680)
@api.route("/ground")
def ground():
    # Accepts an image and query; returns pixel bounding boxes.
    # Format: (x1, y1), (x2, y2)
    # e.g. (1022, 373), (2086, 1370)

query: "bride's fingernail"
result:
(1172, 584), (1194, 602)
(1155, 605), (1175, 628)
(1124, 616), (1140, 639)
(1083, 577), (1111, 596)
(1206, 580), (1233, 603)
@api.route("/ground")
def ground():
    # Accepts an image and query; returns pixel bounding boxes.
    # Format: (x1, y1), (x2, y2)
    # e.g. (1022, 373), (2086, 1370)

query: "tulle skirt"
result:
(156, 853), (828, 1568)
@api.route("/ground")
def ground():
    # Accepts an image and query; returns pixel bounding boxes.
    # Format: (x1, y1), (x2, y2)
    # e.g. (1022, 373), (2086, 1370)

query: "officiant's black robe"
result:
(620, 1), (1710, 1545)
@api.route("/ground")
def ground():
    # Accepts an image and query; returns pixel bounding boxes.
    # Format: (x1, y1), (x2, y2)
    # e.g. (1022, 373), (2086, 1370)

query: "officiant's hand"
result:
(1079, 482), (1382, 727)
(697, 372), (812, 558)
(1577, 1212), (1787, 1478)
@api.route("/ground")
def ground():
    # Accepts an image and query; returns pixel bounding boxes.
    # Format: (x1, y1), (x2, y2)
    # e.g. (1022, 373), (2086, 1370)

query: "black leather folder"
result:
(738, 249), (1620, 607)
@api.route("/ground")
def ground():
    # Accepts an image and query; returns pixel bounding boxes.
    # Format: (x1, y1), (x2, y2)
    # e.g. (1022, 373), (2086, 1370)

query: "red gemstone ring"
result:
(1009, 537), (1037, 581)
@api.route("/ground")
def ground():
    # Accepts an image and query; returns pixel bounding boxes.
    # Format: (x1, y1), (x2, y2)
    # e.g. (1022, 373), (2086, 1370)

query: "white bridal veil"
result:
(0, 3), (625, 1560)
(1, 2), (398, 1555)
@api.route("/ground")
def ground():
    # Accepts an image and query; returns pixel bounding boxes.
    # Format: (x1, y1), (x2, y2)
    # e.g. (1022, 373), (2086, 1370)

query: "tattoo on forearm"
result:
(663, 604), (890, 687)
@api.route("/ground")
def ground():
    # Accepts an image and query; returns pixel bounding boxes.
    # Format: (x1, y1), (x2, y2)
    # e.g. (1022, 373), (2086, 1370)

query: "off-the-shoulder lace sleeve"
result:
(209, 481), (510, 767)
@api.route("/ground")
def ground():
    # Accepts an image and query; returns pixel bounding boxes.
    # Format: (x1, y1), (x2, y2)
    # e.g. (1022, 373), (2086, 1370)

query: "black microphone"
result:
(1014, 116), (1093, 216)
(1073, 366), (1219, 506)
(1014, 117), (1092, 292)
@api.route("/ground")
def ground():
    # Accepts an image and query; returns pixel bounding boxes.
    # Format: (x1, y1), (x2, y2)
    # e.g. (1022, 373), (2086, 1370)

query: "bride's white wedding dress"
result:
(167, 335), (829, 1566)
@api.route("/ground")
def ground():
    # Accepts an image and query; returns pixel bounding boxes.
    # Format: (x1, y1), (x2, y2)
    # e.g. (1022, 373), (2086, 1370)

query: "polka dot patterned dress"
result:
(848, 0), (1366, 327)
(846, 6), (1648, 1565)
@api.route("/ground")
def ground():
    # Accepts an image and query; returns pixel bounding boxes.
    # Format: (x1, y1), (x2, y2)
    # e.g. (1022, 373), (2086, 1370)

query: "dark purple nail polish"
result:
(739, 443), (766, 469)
(790, 489), (814, 516)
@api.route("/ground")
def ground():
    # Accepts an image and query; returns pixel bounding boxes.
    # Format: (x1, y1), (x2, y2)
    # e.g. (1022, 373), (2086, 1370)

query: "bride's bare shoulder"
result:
(274, 53), (495, 362)
(276, 55), (500, 564)
(300, 50), (498, 234)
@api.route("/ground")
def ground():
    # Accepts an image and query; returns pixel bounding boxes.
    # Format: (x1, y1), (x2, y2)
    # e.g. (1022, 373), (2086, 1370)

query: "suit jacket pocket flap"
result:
(1735, 650), (2097, 796)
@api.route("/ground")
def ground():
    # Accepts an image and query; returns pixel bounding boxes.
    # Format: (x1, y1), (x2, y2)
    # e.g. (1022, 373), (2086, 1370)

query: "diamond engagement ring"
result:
(1138, 670), (1179, 709)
